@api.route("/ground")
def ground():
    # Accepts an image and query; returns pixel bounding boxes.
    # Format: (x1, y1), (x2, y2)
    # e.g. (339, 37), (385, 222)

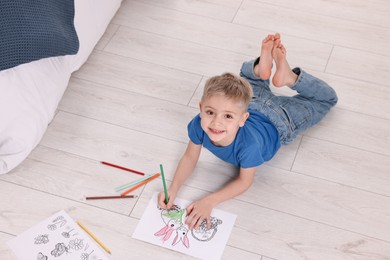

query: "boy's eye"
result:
(225, 114), (233, 119)
(206, 110), (213, 115)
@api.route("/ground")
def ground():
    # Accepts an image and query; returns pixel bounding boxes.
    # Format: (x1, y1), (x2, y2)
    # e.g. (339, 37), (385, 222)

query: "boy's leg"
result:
(256, 33), (279, 80)
(240, 34), (278, 98)
(271, 39), (298, 88)
(240, 60), (272, 98)
(269, 40), (338, 143)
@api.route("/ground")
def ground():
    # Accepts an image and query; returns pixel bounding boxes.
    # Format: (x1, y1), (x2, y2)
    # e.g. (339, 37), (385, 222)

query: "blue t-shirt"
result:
(187, 109), (281, 168)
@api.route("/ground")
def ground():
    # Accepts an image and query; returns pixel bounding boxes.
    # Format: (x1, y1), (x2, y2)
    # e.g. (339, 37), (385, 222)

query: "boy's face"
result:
(199, 94), (249, 147)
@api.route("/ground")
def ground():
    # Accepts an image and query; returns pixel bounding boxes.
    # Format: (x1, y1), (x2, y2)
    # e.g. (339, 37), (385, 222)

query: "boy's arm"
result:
(158, 140), (202, 209)
(185, 167), (256, 229)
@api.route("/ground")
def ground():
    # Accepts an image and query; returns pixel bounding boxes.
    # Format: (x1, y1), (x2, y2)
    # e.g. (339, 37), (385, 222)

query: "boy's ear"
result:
(239, 112), (250, 127)
(198, 101), (203, 118)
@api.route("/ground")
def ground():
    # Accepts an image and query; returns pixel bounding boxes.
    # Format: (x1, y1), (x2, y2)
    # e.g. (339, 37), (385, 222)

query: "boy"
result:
(158, 33), (338, 230)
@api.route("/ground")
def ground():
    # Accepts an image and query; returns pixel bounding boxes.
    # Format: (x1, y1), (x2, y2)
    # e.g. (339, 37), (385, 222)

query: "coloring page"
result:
(7, 210), (109, 260)
(132, 193), (236, 260)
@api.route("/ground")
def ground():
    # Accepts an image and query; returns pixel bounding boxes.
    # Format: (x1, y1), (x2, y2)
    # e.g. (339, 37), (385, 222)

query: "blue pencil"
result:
(114, 174), (152, 192)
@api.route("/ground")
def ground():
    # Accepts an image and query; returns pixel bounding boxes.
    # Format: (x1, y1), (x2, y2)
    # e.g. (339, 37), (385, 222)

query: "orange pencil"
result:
(120, 173), (160, 196)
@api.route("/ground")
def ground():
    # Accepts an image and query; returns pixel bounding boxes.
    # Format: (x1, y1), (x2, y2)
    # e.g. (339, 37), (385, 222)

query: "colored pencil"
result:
(114, 174), (152, 192)
(86, 195), (138, 200)
(101, 161), (145, 175)
(120, 173), (160, 196)
(77, 221), (111, 254)
(159, 164), (169, 204)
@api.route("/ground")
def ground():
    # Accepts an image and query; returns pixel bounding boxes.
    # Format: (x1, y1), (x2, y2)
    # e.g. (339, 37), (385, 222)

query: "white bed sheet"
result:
(0, 0), (122, 174)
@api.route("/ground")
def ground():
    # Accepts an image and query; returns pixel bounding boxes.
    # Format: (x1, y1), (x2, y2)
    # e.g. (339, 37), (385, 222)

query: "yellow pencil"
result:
(77, 220), (111, 254)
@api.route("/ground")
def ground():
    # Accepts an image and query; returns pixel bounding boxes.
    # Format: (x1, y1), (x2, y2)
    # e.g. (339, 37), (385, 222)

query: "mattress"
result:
(0, 0), (122, 174)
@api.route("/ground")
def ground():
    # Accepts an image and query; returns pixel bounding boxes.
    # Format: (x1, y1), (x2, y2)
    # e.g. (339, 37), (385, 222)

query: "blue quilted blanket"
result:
(0, 0), (79, 71)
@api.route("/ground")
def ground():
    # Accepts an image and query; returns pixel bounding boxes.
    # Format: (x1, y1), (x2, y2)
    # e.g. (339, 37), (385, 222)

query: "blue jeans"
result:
(240, 58), (338, 144)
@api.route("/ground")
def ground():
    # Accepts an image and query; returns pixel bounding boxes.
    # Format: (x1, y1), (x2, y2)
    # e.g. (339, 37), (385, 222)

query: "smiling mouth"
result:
(209, 128), (225, 134)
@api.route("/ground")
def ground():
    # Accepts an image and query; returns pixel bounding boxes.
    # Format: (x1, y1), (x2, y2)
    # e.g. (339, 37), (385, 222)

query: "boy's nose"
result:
(211, 115), (222, 125)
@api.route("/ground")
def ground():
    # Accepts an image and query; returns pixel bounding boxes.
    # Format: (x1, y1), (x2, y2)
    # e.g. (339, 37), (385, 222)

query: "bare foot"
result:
(274, 32), (280, 42)
(256, 34), (274, 80)
(271, 39), (297, 87)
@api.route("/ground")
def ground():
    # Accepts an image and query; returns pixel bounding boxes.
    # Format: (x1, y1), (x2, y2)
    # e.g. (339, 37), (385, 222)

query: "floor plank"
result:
(292, 136), (390, 197)
(112, 1), (333, 71)
(104, 26), (250, 76)
(40, 112), (188, 178)
(60, 77), (198, 142)
(239, 165), (390, 242)
(134, 0), (243, 22)
(304, 108), (390, 156)
(306, 70), (390, 120)
(255, 0), (390, 27)
(1, 146), (142, 215)
(234, 0), (390, 55)
(327, 46), (390, 87)
(0, 233), (15, 260)
(72, 51), (202, 105)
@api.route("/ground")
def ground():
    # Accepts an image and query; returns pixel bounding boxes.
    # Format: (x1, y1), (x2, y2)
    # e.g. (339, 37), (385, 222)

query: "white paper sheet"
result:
(132, 193), (237, 260)
(7, 210), (109, 260)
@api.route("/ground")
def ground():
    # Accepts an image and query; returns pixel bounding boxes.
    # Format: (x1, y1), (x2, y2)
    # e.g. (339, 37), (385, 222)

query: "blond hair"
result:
(201, 73), (253, 110)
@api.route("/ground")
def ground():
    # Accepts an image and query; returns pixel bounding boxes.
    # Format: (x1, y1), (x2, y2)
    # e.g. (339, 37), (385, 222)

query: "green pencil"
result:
(160, 164), (169, 204)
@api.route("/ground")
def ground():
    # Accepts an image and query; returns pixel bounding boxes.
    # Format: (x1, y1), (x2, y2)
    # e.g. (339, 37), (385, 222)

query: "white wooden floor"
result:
(2, 0), (390, 259)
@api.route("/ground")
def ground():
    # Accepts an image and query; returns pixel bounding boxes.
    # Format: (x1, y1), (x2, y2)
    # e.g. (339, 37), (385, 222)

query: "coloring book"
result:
(132, 193), (236, 260)
(7, 210), (108, 260)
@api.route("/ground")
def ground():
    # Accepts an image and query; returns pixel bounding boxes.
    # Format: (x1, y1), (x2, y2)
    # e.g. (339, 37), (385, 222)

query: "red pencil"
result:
(101, 161), (145, 175)
(120, 173), (160, 196)
(86, 195), (138, 200)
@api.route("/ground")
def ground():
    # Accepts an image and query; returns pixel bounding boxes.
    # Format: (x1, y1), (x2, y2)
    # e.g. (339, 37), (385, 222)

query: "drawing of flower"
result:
(80, 249), (94, 260)
(34, 234), (49, 244)
(69, 238), (84, 251)
(47, 224), (57, 231)
(62, 228), (76, 238)
(47, 215), (67, 230)
(52, 216), (65, 222)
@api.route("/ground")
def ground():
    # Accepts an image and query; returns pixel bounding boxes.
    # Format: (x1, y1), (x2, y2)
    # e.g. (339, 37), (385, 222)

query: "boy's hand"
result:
(157, 190), (176, 209)
(185, 197), (214, 230)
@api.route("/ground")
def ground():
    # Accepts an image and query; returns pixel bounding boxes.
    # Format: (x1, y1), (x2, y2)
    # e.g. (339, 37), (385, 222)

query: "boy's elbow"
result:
(239, 168), (256, 187)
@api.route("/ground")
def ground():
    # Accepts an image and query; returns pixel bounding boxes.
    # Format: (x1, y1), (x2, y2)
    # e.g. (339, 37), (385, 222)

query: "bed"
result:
(0, 0), (122, 174)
